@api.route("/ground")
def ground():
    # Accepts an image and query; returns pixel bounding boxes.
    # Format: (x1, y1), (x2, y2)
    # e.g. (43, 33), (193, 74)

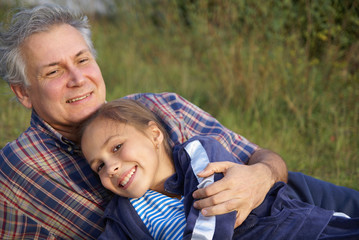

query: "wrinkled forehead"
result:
(23, 24), (87, 53)
(21, 24), (89, 70)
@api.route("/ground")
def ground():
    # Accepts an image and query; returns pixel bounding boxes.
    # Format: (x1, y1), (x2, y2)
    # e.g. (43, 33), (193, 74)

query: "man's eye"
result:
(45, 69), (63, 78)
(46, 70), (58, 76)
(97, 163), (104, 173)
(78, 58), (89, 64)
(113, 144), (122, 152)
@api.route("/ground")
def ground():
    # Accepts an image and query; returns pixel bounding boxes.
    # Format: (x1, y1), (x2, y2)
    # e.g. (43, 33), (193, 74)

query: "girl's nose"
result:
(107, 164), (120, 177)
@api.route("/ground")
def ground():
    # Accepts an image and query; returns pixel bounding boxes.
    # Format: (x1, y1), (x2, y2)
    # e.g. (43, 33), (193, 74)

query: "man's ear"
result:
(148, 121), (164, 145)
(10, 84), (32, 109)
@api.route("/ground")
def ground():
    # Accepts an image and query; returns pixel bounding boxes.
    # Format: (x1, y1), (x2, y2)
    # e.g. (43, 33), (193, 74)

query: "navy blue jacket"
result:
(98, 136), (349, 240)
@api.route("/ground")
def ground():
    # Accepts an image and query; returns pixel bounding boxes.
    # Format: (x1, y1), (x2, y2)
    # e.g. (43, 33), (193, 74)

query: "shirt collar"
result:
(29, 110), (81, 152)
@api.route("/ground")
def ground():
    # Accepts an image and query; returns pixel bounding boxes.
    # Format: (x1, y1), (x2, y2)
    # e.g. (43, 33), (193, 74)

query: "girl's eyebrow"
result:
(88, 158), (97, 167)
(87, 134), (121, 165)
(102, 134), (121, 148)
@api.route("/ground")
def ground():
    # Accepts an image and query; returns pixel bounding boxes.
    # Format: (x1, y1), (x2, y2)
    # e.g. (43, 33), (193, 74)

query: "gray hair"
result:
(0, 4), (96, 86)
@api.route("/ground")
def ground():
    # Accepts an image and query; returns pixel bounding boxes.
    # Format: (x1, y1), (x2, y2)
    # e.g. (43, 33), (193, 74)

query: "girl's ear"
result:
(147, 121), (164, 146)
(10, 84), (33, 109)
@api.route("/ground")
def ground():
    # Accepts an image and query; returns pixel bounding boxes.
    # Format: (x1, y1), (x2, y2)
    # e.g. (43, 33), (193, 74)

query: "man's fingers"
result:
(193, 196), (252, 228)
(198, 198), (240, 217)
(235, 209), (251, 228)
(193, 188), (233, 209)
(196, 198), (252, 228)
(192, 176), (233, 200)
(191, 163), (268, 229)
(197, 161), (236, 178)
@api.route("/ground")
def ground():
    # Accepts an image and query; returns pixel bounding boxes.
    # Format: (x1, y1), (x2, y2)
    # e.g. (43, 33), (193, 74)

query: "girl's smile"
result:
(81, 117), (175, 198)
(117, 166), (137, 189)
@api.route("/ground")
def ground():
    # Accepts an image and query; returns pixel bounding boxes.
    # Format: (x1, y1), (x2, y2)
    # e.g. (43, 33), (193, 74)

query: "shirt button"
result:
(68, 146), (73, 152)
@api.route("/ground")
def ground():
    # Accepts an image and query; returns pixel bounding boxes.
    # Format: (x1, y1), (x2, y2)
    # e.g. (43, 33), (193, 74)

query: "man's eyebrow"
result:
(76, 49), (90, 57)
(47, 62), (60, 67)
(43, 49), (90, 68)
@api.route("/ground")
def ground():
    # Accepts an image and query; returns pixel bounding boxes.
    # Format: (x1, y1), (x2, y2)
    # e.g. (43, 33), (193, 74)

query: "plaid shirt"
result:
(0, 92), (257, 239)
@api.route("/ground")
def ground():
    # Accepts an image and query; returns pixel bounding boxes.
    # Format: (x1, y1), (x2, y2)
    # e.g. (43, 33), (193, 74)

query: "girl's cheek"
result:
(100, 176), (109, 187)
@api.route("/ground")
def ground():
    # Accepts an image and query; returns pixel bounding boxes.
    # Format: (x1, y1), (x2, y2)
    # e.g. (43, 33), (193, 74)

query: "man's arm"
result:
(248, 148), (288, 184)
(192, 148), (287, 227)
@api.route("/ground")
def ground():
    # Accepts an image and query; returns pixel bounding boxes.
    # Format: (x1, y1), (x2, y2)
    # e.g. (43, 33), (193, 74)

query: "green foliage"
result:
(0, 0), (358, 189)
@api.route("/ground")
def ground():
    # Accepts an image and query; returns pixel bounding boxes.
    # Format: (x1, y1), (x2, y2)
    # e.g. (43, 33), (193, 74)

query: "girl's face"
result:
(81, 118), (172, 198)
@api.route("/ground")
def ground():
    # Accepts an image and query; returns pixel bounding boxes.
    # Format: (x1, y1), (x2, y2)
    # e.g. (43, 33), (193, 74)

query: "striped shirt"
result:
(0, 92), (257, 239)
(130, 190), (186, 240)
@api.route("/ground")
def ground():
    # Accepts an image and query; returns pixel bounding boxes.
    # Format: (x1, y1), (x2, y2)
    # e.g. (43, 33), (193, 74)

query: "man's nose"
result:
(67, 67), (85, 87)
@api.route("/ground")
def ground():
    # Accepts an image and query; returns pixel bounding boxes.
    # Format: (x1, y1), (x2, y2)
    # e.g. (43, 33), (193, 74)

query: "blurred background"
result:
(0, 0), (358, 190)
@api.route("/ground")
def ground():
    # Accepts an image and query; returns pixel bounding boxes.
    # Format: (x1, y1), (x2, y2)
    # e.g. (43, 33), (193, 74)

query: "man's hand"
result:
(192, 149), (287, 227)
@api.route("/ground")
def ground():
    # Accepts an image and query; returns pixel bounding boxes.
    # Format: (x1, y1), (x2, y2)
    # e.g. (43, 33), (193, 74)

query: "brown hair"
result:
(80, 99), (172, 156)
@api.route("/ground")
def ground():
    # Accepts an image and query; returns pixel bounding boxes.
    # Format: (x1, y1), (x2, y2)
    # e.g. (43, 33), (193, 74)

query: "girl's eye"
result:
(113, 144), (122, 152)
(97, 163), (104, 173)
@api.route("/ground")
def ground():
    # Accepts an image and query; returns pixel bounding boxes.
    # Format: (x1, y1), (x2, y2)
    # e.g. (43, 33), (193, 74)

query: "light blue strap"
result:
(185, 140), (215, 240)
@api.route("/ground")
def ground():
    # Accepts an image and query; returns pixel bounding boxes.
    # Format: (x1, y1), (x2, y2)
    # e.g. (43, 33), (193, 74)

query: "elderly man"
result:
(1, 4), (358, 239)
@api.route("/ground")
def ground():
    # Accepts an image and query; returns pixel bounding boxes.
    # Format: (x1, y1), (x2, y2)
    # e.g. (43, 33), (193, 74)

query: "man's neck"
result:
(57, 126), (81, 143)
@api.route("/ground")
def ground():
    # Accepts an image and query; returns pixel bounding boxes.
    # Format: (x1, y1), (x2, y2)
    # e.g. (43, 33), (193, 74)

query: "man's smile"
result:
(66, 92), (92, 103)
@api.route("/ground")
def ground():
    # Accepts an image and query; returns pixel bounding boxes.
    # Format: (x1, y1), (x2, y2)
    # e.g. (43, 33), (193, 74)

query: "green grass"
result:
(0, 1), (358, 190)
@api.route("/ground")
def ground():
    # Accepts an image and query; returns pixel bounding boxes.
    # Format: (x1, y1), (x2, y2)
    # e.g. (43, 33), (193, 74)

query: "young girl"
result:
(80, 98), (359, 240)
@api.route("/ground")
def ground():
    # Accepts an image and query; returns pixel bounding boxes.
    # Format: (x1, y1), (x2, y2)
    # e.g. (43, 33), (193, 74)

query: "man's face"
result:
(17, 24), (106, 137)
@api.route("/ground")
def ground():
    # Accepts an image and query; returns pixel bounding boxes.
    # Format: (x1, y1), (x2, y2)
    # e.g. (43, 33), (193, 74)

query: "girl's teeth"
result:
(120, 168), (136, 186)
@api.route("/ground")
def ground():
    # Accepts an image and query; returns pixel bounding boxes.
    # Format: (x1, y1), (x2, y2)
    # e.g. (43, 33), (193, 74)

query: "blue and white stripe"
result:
(130, 190), (186, 240)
